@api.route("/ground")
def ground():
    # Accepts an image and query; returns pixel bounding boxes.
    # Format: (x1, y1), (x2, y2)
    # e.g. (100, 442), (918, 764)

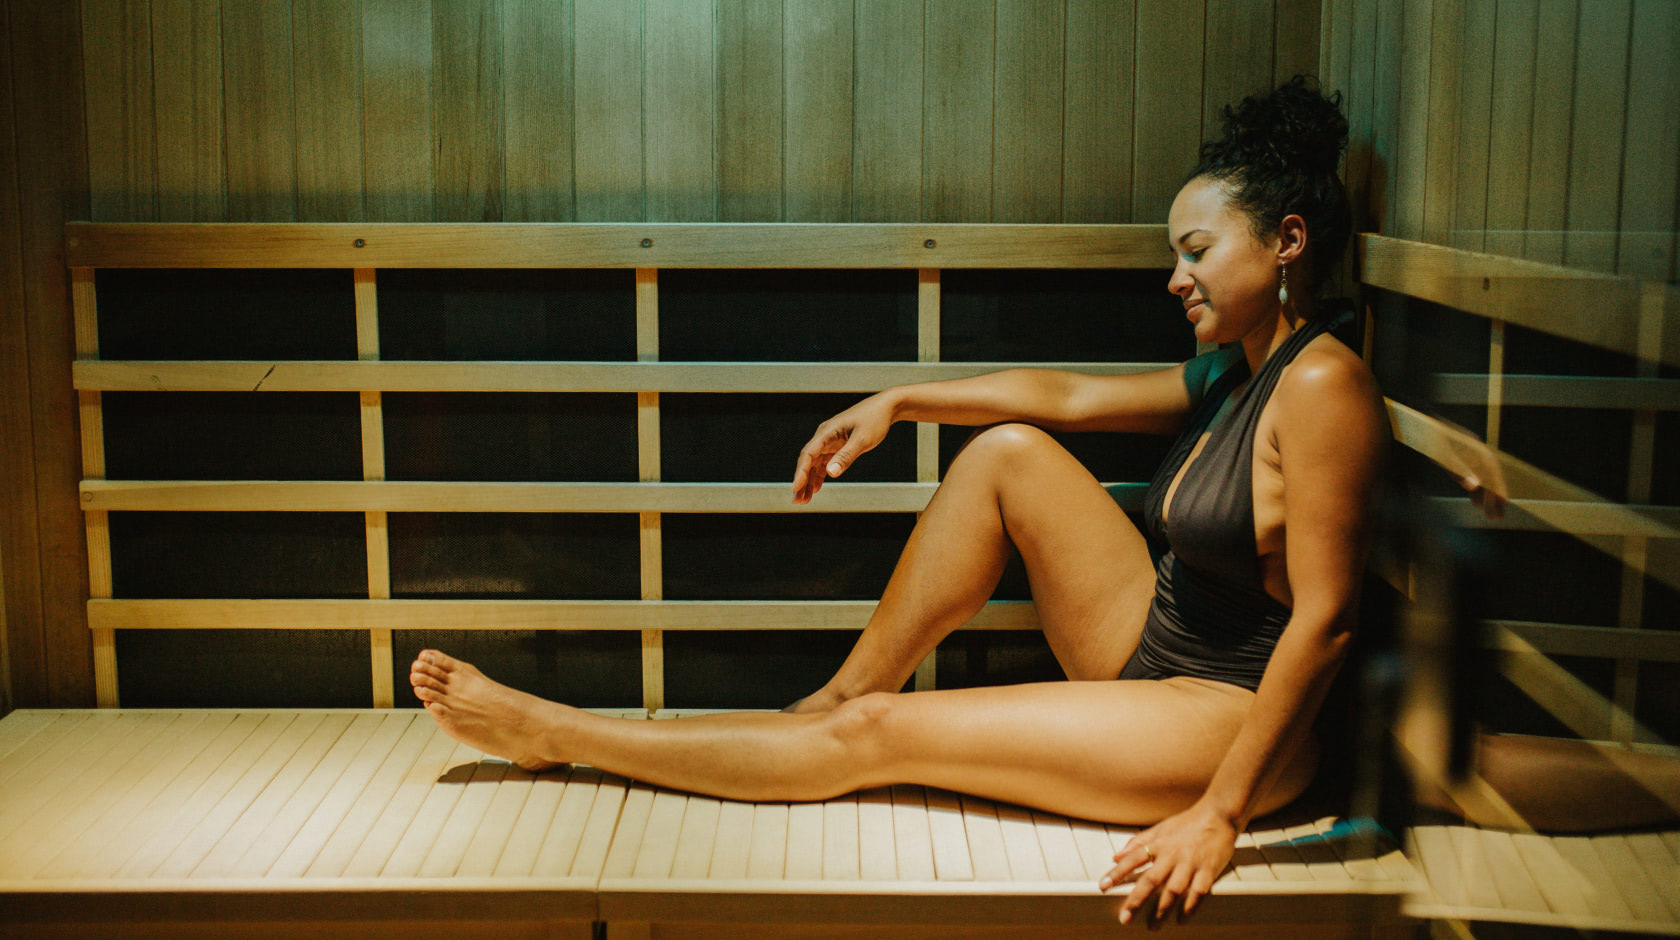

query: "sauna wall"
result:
(1, 0), (1317, 708)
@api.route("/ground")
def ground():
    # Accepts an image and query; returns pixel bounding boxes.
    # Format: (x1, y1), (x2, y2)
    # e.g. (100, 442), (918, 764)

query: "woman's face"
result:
(1166, 176), (1283, 346)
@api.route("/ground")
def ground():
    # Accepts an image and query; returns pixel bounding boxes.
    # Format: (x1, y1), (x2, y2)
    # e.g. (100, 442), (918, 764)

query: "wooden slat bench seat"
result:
(0, 708), (1420, 939)
(1407, 824), (1680, 936)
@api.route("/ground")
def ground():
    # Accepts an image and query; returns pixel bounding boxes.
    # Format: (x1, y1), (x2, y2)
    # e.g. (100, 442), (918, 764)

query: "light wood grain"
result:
(922, 0), (994, 222)
(852, 0), (923, 221)
(417, 756), (513, 877)
(1132, 0), (1203, 222)
(336, 728), (464, 877)
(152, 0), (226, 221)
(993, 0), (1064, 224)
(294, 0), (364, 222)
(716, 0), (784, 222)
(785, 802), (825, 881)
(549, 767), (628, 878)
(433, 0), (503, 222)
(81, 0), (156, 222)
(86, 597), (1046, 633)
(361, 0), (434, 222)
(502, 0), (575, 222)
(746, 801), (790, 879)
(670, 796), (722, 879)
(710, 798), (756, 880)
(573, 0), (643, 221)
(1450, 0), (1496, 253)
(784, 0), (853, 222)
(1563, 2), (1632, 273)
(1482, 0), (1537, 259)
(645, 1), (715, 223)
(857, 787), (898, 880)
(924, 788), (972, 881)
(1616, 0), (1678, 280)
(274, 712), (423, 877)
(222, 0), (296, 221)
(497, 766), (575, 876)
(1062, 0), (1134, 222)
(821, 795), (860, 881)
(1523, 0), (1577, 264)
(890, 785), (937, 881)
(376, 740), (483, 877)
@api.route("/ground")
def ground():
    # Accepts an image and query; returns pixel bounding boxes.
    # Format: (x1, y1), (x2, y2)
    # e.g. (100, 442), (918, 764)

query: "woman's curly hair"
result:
(1189, 75), (1351, 291)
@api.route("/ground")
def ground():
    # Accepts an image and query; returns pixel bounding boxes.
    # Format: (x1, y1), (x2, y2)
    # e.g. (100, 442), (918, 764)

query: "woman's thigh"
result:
(844, 677), (1313, 825)
(957, 424), (1157, 680)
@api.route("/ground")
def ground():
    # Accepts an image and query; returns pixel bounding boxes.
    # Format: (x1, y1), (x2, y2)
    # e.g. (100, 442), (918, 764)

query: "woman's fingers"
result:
(1181, 867), (1218, 917)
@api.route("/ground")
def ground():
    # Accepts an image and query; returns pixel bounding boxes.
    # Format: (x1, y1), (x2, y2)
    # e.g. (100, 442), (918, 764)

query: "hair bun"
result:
(1205, 75), (1348, 178)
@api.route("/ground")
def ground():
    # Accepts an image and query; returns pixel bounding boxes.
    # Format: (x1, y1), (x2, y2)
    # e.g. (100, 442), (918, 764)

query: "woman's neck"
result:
(1239, 295), (1318, 376)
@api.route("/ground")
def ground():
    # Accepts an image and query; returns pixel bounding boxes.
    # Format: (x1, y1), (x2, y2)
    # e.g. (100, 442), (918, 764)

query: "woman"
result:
(409, 77), (1387, 923)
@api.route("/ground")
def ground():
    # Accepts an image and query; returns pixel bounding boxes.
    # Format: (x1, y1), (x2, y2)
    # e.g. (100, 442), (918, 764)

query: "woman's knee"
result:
(821, 691), (900, 773)
(952, 422), (1064, 472)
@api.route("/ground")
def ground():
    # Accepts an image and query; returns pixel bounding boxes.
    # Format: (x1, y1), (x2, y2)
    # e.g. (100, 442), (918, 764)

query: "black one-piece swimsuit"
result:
(1118, 308), (1353, 692)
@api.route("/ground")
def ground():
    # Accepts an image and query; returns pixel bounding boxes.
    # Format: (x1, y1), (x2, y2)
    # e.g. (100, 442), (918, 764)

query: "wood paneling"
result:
(1618, 0), (1680, 281)
(361, 0), (434, 222)
(716, 0), (784, 222)
(1062, 0), (1133, 223)
(433, 0), (503, 222)
(502, 0), (575, 222)
(294, 0), (365, 222)
(573, 0), (643, 221)
(223, 0), (296, 221)
(853, 0), (923, 221)
(993, 0), (1063, 224)
(81, 0), (155, 222)
(784, 0), (853, 222)
(922, 1), (994, 222)
(1563, 2), (1631, 273)
(152, 0), (225, 222)
(644, 1), (715, 222)
(1132, 0), (1205, 222)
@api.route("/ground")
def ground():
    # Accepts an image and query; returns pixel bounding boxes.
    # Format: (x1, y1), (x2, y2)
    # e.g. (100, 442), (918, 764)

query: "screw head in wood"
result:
(354, 238), (366, 248)
(642, 238), (653, 248)
(924, 239), (936, 249)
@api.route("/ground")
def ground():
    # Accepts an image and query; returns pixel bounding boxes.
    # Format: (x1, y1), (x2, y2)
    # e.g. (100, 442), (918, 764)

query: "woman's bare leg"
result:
(792, 423), (1158, 712)
(411, 650), (1310, 824)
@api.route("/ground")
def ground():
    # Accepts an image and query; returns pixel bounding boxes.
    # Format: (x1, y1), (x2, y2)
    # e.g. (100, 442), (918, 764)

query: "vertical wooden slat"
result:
(1341, 0), (1376, 239)
(1420, 0), (1462, 245)
(716, 0), (784, 222)
(81, 0), (157, 222)
(362, 0), (435, 222)
(0, 0), (47, 709)
(1451, 0), (1496, 253)
(923, 0), (994, 222)
(1391, 0), (1433, 241)
(1368, 0), (1403, 241)
(785, 0), (854, 222)
(1133, 0), (1204, 222)
(1523, 0), (1576, 264)
(73, 269), (116, 708)
(853, 0), (923, 221)
(1616, 283), (1666, 742)
(1483, 0), (1538, 259)
(1062, 0), (1133, 222)
(502, 0), (575, 222)
(152, 0), (226, 222)
(993, 0), (1063, 224)
(355, 269), (393, 708)
(1202, 0), (1274, 158)
(1563, 0), (1632, 273)
(1615, 0), (1680, 281)
(1485, 321), (1505, 450)
(433, 0), (503, 221)
(914, 268), (939, 692)
(645, 0), (716, 222)
(574, 0), (643, 222)
(11, 0), (91, 707)
(223, 0), (296, 221)
(294, 0), (364, 222)
(637, 269), (663, 713)
(1274, 0), (1320, 88)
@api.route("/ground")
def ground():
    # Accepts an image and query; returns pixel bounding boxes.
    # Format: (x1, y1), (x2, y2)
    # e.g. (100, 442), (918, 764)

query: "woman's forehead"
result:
(1168, 178), (1237, 240)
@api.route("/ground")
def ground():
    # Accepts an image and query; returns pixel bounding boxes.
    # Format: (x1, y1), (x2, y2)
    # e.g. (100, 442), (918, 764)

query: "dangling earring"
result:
(1278, 264), (1289, 306)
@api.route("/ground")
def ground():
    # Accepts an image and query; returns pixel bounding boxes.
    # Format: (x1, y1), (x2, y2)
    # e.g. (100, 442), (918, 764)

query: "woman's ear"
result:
(1276, 213), (1308, 266)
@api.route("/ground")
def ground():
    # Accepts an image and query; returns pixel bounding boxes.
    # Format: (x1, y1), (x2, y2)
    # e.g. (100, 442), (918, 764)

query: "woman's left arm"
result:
(1101, 349), (1389, 923)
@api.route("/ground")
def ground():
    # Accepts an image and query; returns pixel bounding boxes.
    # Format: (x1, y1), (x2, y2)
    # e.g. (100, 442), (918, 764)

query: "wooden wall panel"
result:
(294, 0), (365, 222)
(1449, 0), (1495, 253)
(1275, 0), (1321, 86)
(223, 0), (296, 221)
(1388, 0), (1432, 242)
(922, 0), (994, 222)
(0, 0), (45, 710)
(993, 0), (1063, 224)
(1522, 0), (1575, 265)
(432, 0), (503, 222)
(784, 0), (853, 222)
(573, 0), (642, 221)
(1203, 0), (1274, 155)
(644, 1), (716, 222)
(716, 0), (783, 222)
(501, 0), (574, 223)
(1340, 0), (1376, 237)
(8, 0), (91, 706)
(152, 0), (225, 221)
(362, 0), (434, 222)
(1483, 0), (1537, 260)
(852, 0), (922, 222)
(1616, 0), (1679, 281)
(81, 0), (156, 222)
(1132, 0), (1204, 223)
(1062, 0), (1133, 223)
(1562, 1), (1631, 274)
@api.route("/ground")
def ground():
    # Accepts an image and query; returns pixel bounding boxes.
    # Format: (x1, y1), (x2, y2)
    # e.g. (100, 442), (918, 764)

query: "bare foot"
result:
(409, 649), (571, 772)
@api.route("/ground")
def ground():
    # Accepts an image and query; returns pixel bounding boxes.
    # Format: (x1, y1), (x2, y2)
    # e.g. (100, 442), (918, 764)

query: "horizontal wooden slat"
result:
(1430, 374), (1680, 410)
(79, 480), (1149, 514)
(1360, 234), (1680, 368)
(86, 598), (1042, 632)
(1425, 496), (1680, 536)
(64, 222), (1171, 269)
(1487, 621), (1680, 663)
(73, 359), (1170, 393)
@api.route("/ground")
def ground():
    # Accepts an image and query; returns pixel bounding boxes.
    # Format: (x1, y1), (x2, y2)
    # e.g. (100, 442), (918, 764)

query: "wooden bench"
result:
(0, 708), (1418, 939)
(15, 222), (1678, 938)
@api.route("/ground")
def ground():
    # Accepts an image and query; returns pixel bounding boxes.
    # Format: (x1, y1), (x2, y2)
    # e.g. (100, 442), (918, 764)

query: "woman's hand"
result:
(1099, 801), (1238, 924)
(792, 393), (897, 504)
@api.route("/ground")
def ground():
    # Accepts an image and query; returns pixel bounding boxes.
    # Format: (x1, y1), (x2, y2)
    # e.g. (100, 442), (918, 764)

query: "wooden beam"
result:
(1428, 374), (1680, 410)
(63, 222), (1171, 270)
(76, 480), (1151, 515)
(71, 359), (1169, 393)
(1360, 234), (1680, 368)
(1485, 621), (1680, 663)
(354, 268), (392, 709)
(71, 269), (115, 708)
(636, 268), (662, 714)
(85, 598), (1042, 633)
(914, 268), (940, 692)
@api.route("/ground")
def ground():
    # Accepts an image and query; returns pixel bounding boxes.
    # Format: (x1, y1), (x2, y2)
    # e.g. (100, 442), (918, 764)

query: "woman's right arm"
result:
(791, 365), (1198, 504)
